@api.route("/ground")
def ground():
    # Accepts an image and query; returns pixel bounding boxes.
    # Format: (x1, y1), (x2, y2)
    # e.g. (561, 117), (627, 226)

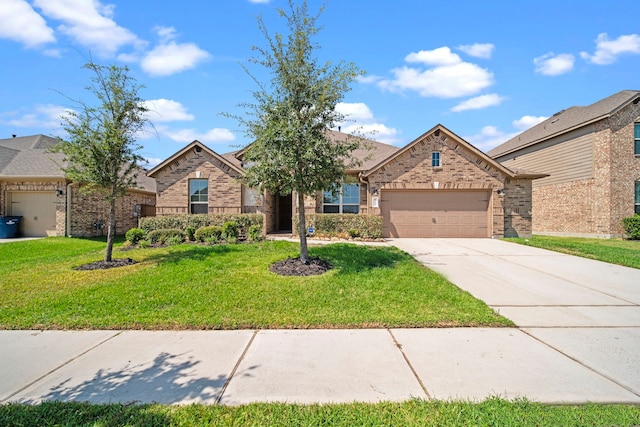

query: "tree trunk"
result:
(297, 191), (309, 264)
(105, 195), (117, 262)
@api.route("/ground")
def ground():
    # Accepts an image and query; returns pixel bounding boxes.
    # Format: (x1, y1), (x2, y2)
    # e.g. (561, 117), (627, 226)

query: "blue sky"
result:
(2, 0), (640, 167)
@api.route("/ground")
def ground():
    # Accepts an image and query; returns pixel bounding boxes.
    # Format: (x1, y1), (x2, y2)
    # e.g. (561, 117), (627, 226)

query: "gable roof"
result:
(361, 124), (541, 179)
(489, 90), (640, 158)
(0, 134), (67, 178)
(229, 129), (400, 173)
(0, 134), (156, 193)
(147, 140), (245, 177)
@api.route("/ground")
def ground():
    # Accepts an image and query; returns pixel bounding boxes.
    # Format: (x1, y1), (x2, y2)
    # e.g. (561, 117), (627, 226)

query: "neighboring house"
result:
(489, 90), (640, 238)
(149, 124), (543, 238)
(0, 134), (156, 237)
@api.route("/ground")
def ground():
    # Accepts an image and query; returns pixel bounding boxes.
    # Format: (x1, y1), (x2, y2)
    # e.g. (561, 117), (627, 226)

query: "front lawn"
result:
(2, 399), (639, 427)
(0, 238), (511, 329)
(505, 235), (640, 269)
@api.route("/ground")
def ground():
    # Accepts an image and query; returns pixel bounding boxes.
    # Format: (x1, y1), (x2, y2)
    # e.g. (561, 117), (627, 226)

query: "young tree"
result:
(53, 61), (149, 262)
(233, 0), (363, 264)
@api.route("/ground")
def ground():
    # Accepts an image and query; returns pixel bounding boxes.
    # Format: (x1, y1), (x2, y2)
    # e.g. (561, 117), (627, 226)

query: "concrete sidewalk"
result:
(1, 238), (639, 406)
(1, 328), (639, 405)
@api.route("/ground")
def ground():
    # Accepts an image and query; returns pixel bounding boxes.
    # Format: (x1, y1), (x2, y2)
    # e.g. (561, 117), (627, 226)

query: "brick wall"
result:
(365, 130), (520, 238)
(503, 178), (533, 238)
(1, 179), (155, 237)
(529, 101), (640, 238)
(68, 186), (156, 237)
(153, 149), (243, 216)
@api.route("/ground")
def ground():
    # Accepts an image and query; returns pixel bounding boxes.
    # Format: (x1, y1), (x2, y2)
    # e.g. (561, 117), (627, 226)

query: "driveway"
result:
(388, 238), (640, 399)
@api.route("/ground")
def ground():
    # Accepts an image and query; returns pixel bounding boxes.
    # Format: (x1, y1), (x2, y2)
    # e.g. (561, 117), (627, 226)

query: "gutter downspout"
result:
(66, 182), (72, 237)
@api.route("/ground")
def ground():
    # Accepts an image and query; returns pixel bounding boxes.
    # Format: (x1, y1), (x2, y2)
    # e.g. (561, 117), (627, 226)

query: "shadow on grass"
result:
(21, 351), (227, 406)
(143, 243), (239, 265)
(310, 243), (408, 275)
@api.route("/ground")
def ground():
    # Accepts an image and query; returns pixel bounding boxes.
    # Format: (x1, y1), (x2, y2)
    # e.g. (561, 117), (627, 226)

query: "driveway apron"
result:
(388, 238), (640, 401)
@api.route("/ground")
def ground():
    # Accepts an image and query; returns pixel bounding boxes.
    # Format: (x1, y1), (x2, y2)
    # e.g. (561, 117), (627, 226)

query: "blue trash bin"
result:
(0, 216), (22, 238)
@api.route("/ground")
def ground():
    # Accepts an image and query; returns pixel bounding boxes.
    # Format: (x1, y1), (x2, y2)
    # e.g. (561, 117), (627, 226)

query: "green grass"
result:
(0, 237), (511, 329)
(505, 235), (640, 269)
(1, 399), (639, 426)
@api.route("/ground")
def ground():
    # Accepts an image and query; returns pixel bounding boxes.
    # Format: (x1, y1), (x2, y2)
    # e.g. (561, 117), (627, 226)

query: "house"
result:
(489, 90), (640, 238)
(149, 124), (543, 238)
(0, 134), (156, 237)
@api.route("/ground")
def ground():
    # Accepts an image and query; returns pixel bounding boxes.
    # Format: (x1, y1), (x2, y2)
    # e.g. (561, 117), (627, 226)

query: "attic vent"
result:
(552, 109), (565, 117)
(195, 146), (202, 153)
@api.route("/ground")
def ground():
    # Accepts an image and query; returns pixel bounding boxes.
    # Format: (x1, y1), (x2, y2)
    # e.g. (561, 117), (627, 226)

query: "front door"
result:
(277, 194), (293, 232)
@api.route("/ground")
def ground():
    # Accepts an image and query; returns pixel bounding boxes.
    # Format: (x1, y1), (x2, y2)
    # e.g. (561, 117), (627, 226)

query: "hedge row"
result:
(140, 214), (263, 238)
(622, 215), (640, 240)
(293, 214), (383, 239)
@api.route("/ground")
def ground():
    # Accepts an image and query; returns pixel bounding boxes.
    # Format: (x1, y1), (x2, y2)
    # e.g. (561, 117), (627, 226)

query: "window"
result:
(635, 181), (640, 215)
(635, 123), (640, 155)
(431, 151), (441, 167)
(189, 179), (208, 214)
(323, 183), (359, 214)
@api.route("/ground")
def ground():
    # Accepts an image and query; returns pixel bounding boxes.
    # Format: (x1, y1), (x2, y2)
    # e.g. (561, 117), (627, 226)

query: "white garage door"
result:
(381, 190), (490, 238)
(9, 192), (58, 237)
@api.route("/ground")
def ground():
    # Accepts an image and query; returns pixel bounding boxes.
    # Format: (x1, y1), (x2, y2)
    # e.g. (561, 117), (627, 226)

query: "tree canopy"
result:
(52, 61), (149, 262)
(232, 0), (364, 263)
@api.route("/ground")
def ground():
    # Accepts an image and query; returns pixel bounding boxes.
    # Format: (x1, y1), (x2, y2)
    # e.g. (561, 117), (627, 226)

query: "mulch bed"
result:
(270, 257), (332, 276)
(74, 258), (137, 270)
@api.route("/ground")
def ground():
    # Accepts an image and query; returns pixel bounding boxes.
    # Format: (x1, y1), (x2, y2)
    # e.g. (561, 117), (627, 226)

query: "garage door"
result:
(381, 190), (490, 238)
(8, 192), (57, 237)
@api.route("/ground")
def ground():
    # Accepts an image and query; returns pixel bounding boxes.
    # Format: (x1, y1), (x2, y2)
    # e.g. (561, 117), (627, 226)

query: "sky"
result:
(2, 0), (640, 167)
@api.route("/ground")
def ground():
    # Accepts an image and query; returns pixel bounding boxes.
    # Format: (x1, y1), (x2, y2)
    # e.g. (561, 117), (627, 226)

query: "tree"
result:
(52, 61), (149, 262)
(232, 0), (363, 264)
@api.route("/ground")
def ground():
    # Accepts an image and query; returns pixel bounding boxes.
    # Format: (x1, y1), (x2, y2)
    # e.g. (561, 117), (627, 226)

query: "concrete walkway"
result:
(1, 238), (639, 405)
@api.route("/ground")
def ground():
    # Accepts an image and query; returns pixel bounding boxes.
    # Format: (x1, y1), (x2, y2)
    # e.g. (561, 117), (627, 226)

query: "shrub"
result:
(185, 226), (196, 242)
(165, 235), (184, 246)
(194, 226), (223, 243)
(140, 214), (263, 239)
(348, 228), (360, 238)
(125, 228), (146, 244)
(222, 221), (239, 243)
(248, 224), (263, 242)
(137, 239), (150, 248)
(622, 215), (640, 240)
(294, 214), (383, 240)
(147, 228), (184, 244)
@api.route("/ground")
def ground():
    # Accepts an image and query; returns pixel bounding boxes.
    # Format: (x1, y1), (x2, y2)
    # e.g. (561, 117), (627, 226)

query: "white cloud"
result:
(379, 46), (494, 98)
(465, 125), (518, 153)
(162, 127), (235, 144)
(513, 115), (547, 130)
(334, 102), (400, 144)
(451, 93), (506, 112)
(140, 26), (211, 76)
(142, 99), (195, 122)
(33, 0), (143, 57)
(0, 0), (55, 48)
(357, 75), (382, 84)
(379, 61), (494, 98)
(464, 115), (548, 153)
(1, 104), (73, 131)
(457, 43), (495, 59)
(145, 157), (164, 168)
(580, 33), (640, 65)
(534, 52), (575, 76)
(335, 102), (374, 121)
(405, 47), (462, 66)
